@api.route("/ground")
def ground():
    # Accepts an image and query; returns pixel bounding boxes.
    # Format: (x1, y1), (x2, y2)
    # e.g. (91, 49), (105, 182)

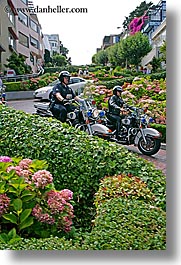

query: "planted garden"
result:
(0, 104), (166, 250)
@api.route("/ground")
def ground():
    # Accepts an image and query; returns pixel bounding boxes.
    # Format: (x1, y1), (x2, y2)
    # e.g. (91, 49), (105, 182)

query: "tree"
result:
(60, 44), (69, 58)
(93, 50), (108, 66)
(107, 43), (124, 67)
(4, 52), (31, 74)
(52, 54), (67, 67)
(120, 32), (152, 69)
(159, 40), (166, 63)
(44, 49), (52, 65)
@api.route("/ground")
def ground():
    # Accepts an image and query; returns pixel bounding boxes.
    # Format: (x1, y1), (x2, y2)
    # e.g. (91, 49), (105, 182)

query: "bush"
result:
(0, 105), (166, 229)
(0, 156), (74, 240)
(3, 82), (22, 92)
(0, 236), (81, 250)
(82, 198), (166, 250)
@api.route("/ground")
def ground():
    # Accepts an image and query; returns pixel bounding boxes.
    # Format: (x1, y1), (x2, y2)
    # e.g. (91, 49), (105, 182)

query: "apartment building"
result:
(0, 0), (44, 74)
(44, 34), (61, 56)
(141, 17), (166, 67)
(0, 0), (18, 73)
(101, 34), (121, 50)
(141, 0), (166, 67)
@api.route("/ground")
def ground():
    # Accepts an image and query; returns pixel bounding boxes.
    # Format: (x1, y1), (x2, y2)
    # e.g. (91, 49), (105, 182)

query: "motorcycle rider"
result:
(50, 71), (83, 122)
(107, 85), (125, 139)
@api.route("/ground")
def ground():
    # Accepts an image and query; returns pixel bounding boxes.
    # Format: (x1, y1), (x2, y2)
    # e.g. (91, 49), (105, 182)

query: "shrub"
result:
(0, 156), (74, 240)
(3, 82), (22, 92)
(0, 236), (81, 250)
(82, 198), (166, 250)
(94, 174), (156, 207)
(0, 105), (166, 229)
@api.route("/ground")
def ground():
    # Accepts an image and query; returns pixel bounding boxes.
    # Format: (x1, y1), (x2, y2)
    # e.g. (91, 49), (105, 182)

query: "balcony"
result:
(141, 47), (160, 66)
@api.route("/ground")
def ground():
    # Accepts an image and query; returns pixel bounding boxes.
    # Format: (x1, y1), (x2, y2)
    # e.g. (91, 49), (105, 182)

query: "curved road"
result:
(7, 99), (166, 175)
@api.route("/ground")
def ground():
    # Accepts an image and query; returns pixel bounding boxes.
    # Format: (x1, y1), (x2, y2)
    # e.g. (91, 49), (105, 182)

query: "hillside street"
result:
(7, 99), (166, 175)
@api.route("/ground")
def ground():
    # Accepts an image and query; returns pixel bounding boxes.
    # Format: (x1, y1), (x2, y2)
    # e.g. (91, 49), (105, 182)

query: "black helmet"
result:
(59, 71), (71, 82)
(113, 85), (123, 95)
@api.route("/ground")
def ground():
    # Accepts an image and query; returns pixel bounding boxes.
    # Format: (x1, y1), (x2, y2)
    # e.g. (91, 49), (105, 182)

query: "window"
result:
(30, 19), (38, 32)
(70, 78), (83, 84)
(19, 32), (29, 47)
(8, 10), (15, 25)
(30, 36), (39, 49)
(18, 11), (28, 26)
(9, 34), (16, 50)
(30, 53), (34, 64)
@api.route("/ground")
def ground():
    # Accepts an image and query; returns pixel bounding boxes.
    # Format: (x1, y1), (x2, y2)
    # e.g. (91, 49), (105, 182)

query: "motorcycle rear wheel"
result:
(138, 135), (161, 156)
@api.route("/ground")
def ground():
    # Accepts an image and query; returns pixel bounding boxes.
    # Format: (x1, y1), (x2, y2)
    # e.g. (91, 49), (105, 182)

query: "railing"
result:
(0, 69), (43, 82)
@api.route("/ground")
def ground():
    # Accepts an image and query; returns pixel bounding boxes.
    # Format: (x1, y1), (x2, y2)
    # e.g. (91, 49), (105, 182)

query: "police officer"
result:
(50, 71), (82, 122)
(107, 86), (125, 139)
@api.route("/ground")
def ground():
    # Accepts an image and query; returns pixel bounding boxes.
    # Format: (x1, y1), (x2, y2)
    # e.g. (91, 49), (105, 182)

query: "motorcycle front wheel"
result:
(138, 135), (161, 156)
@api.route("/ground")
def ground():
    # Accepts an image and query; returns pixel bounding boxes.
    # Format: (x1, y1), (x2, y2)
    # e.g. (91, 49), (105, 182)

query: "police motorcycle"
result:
(33, 98), (112, 136)
(91, 104), (162, 156)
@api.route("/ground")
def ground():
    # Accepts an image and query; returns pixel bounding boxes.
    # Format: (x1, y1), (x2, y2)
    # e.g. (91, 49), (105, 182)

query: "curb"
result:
(6, 91), (34, 101)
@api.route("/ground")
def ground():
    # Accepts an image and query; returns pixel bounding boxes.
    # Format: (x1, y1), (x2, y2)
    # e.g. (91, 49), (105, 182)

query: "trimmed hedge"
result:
(0, 236), (81, 250)
(0, 105), (166, 229)
(3, 81), (22, 91)
(82, 198), (166, 250)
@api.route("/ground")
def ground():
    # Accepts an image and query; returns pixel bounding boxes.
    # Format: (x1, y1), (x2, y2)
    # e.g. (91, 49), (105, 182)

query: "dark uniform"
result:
(50, 82), (76, 122)
(107, 87), (124, 139)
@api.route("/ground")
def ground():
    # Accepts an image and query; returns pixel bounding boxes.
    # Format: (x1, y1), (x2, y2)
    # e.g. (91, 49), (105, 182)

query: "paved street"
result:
(7, 99), (166, 175)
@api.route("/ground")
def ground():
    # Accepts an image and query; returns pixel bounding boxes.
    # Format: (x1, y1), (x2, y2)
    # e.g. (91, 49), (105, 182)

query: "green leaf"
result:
(8, 237), (22, 245)
(21, 190), (35, 202)
(2, 213), (17, 224)
(12, 198), (22, 211)
(10, 184), (27, 190)
(0, 233), (9, 243)
(19, 216), (34, 230)
(8, 228), (17, 239)
(20, 209), (32, 223)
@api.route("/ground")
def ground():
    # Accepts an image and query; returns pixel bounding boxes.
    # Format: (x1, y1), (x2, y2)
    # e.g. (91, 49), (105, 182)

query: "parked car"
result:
(33, 77), (94, 101)
(6, 69), (16, 78)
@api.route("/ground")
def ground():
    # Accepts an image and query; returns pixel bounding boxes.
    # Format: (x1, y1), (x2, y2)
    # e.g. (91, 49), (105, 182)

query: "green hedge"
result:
(82, 198), (166, 250)
(0, 236), (81, 250)
(3, 81), (23, 91)
(0, 105), (166, 229)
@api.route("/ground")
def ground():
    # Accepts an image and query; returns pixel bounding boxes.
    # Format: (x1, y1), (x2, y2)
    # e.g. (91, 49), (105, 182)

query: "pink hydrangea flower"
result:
(59, 189), (73, 200)
(19, 159), (32, 169)
(47, 190), (66, 214)
(32, 204), (55, 225)
(7, 165), (22, 176)
(0, 194), (10, 216)
(0, 156), (12, 162)
(32, 170), (53, 188)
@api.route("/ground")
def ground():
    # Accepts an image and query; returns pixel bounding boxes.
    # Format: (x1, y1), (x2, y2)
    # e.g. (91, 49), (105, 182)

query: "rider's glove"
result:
(62, 99), (69, 104)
